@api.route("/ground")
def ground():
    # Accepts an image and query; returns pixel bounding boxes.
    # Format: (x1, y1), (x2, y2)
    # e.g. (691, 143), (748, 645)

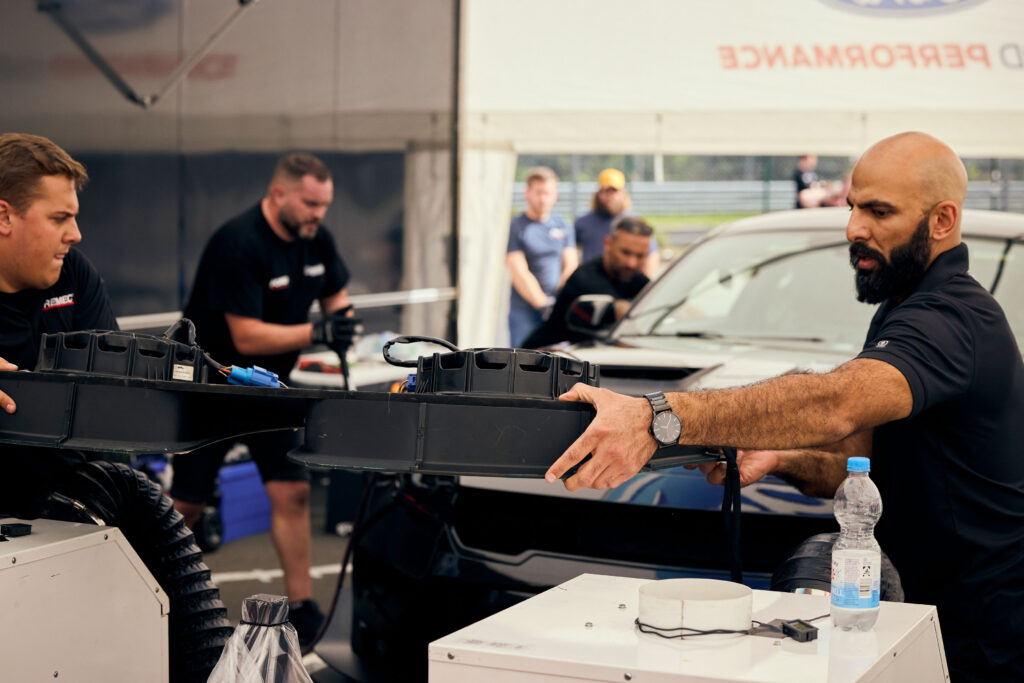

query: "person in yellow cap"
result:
(574, 168), (659, 278)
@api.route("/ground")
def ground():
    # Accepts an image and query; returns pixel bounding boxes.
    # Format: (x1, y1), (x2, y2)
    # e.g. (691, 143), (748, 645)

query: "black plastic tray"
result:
(0, 370), (718, 476)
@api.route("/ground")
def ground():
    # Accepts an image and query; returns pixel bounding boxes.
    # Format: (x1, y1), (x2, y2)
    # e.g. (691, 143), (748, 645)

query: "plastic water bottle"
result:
(831, 456), (882, 631)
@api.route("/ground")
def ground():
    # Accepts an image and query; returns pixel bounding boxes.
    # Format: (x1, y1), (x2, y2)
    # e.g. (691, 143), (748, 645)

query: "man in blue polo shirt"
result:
(506, 166), (577, 347)
(545, 132), (1024, 682)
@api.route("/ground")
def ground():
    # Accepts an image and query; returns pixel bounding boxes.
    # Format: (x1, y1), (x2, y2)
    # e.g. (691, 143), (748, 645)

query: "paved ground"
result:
(199, 473), (351, 626)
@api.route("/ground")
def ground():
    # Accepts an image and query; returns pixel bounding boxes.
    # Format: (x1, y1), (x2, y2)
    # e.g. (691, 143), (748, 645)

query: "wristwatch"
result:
(645, 391), (682, 448)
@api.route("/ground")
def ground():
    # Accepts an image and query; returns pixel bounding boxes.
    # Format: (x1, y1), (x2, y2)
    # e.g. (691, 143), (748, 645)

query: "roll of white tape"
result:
(637, 579), (752, 636)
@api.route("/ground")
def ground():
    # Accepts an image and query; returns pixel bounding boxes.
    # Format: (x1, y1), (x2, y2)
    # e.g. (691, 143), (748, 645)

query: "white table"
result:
(429, 573), (948, 683)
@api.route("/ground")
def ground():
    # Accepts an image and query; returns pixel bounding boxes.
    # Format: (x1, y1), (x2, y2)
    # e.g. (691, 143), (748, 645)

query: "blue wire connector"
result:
(227, 365), (280, 388)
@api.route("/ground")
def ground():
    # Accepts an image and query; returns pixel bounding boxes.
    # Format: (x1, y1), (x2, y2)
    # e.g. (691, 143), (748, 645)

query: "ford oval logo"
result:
(820, 0), (989, 15)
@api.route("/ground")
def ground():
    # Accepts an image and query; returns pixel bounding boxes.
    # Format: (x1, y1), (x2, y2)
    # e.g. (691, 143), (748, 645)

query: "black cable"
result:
(638, 612), (830, 641)
(338, 352), (350, 391)
(308, 471), (380, 649)
(382, 335), (460, 367)
(721, 446), (743, 584)
(635, 618), (750, 639)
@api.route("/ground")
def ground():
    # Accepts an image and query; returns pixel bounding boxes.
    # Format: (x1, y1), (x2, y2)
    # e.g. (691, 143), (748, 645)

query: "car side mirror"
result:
(565, 294), (617, 338)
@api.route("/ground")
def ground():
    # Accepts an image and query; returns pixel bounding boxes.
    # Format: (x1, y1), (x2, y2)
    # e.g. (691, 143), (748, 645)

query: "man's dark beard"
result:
(850, 214), (932, 304)
(279, 209), (316, 240)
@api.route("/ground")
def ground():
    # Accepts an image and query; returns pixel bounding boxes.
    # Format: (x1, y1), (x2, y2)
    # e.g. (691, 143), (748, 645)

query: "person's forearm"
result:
(669, 365), (896, 450)
(226, 315), (313, 356)
(773, 430), (871, 497)
(511, 272), (549, 309)
(557, 248), (578, 290)
(642, 251), (660, 280)
(774, 450), (849, 498)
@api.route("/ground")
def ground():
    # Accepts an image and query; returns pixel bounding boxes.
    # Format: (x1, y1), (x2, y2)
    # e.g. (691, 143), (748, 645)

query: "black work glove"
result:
(311, 307), (363, 355)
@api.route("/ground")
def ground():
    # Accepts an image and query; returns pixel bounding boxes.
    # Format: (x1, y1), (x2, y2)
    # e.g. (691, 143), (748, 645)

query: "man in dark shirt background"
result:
(172, 152), (357, 646)
(523, 216), (652, 349)
(546, 132), (1024, 682)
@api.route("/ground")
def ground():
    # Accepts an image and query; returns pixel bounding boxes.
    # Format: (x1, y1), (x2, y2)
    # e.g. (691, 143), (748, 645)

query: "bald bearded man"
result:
(545, 132), (1024, 681)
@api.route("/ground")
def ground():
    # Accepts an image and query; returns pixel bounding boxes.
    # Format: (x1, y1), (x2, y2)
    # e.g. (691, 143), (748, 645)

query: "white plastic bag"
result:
(207, 594), (313, 683)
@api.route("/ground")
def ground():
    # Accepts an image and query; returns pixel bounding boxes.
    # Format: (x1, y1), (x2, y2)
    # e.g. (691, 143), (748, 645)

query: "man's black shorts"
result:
(169, 429), (309, 503)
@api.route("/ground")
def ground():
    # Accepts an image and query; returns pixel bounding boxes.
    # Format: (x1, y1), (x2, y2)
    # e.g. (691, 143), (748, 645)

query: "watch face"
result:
(652, 411), (682, 445)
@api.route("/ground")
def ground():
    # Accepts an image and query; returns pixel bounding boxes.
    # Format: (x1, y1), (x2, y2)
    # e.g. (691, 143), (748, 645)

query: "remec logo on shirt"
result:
(42, 293), (75, 311)
(304, 263), (325, 278)
(268, 275), (290, 290)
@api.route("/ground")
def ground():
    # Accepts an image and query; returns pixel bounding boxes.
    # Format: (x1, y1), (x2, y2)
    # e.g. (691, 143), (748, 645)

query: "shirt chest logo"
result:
(304, 263), (325, 278)
(549, 228), (566, 241)
(268, 275), (290, 290)
(42, 293), (75, 311)
(875, 340), (889, 348)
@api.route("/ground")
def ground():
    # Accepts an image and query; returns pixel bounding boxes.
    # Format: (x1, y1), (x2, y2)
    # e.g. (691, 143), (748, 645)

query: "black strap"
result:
(720, 447), (743, 584)
(239, 619), (288, 627)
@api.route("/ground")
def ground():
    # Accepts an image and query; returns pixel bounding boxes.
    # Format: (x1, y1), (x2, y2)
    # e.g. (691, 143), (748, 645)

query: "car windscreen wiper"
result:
(674, 331), (726, 339)
(650, 331), (826, 343)
(726, 333), (827, 343)
(640, 330), (725, 339)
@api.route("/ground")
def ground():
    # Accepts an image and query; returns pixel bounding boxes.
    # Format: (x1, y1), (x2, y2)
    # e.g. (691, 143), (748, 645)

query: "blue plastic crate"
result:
(219, 460), (271, 543)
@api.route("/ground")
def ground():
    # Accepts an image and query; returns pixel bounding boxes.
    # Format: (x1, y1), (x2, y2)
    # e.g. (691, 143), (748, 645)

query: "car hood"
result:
(562, 336), (856, 394)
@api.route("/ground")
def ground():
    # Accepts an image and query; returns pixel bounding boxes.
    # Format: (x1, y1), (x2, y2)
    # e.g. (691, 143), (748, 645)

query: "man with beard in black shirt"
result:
(173, 152), (357, 646)
(523, 216), (652, 348)
(545, 132), (1024, 682)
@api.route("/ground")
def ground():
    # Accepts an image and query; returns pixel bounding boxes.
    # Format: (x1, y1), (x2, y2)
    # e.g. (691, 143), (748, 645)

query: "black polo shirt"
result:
(185, 204), (348, 379)
(0, 248), (118, 369)
(522, 257), (648, 348)
(857, 243), (1024, 679)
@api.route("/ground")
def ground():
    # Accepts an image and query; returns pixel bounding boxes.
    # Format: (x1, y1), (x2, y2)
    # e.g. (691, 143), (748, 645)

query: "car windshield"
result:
(615, 229), (877, 352)
(615, 227), (1024, 353)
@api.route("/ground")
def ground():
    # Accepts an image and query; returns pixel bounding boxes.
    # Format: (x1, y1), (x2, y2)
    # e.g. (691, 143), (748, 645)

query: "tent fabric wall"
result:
(463, 0), (1024, 156)
(0, 0), (454, 152)
(457, 146), (518, 348)
(402, 144), (454, 341)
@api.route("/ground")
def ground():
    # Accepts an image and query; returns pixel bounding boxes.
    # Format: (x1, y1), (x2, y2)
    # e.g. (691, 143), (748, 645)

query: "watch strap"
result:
(645, 391), (671, 414)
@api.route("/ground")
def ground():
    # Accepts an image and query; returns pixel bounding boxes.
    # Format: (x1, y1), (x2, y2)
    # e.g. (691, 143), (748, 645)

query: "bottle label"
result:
(831, 551), (880, 609)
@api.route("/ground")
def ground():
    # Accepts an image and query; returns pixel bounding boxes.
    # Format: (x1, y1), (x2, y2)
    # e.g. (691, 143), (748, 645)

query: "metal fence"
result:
(511, 180), (1024, 217)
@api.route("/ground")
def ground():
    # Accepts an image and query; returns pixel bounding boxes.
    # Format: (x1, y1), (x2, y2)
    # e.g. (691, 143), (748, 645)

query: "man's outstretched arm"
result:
(545, 358), (907, 492)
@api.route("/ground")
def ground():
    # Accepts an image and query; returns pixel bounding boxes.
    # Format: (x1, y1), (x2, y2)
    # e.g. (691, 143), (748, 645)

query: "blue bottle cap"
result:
(847, 456), (870, 472)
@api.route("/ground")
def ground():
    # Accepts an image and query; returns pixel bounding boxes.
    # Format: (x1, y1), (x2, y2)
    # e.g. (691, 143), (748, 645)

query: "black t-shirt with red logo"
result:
(0, 248), (118, 370)
(184, 203), (349, 379)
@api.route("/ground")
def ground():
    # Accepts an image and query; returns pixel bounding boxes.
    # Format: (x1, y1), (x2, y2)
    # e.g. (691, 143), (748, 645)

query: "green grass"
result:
(645, 212), (759, 231)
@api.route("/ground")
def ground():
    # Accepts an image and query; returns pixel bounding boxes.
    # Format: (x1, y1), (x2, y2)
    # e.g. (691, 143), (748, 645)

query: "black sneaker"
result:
(288, 599), (325, 649)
